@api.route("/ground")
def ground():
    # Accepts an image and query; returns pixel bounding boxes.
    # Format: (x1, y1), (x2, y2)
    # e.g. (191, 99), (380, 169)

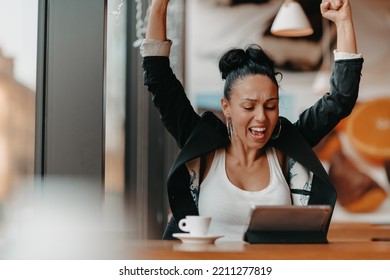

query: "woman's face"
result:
(221, 74), (279, 150)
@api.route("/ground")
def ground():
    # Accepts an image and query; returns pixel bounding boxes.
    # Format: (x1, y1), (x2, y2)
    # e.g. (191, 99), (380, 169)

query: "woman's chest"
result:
(225, 158), (270, 192)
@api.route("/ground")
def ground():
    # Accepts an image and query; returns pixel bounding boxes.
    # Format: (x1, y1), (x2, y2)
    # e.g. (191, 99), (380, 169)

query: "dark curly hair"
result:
(218, 44), (282, 100)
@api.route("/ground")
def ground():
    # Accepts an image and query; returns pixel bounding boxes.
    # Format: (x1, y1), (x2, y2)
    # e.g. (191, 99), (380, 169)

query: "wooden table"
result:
(125, 223), (390, 260)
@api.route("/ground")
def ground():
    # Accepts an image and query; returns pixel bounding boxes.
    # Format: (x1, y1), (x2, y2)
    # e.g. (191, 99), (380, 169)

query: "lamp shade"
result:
(271, 1), (313, 37)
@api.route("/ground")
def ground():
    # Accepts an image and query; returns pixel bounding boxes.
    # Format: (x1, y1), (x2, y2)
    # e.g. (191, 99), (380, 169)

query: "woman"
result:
(140, 0), (363, 241)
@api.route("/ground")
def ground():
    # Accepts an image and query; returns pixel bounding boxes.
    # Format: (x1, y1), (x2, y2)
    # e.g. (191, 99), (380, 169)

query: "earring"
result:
(271, 118), (282, 140)
(227, 119), (233, 140)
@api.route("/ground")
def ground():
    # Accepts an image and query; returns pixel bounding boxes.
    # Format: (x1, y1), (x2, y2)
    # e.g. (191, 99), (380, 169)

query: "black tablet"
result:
(244, 205), (332, 244)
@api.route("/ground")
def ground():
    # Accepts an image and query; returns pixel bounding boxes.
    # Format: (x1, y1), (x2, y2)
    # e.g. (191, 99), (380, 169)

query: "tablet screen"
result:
(246, 205), (332, 232)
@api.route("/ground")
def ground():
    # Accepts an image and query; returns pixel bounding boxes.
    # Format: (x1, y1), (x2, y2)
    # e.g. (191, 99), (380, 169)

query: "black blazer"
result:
(143, 56), (363, 239)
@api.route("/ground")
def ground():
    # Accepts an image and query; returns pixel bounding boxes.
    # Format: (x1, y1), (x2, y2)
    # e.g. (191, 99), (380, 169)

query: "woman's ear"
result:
(221, 98), (230, 118)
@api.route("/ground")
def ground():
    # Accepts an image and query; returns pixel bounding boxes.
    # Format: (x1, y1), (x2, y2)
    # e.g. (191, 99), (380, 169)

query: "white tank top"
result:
(198, 147), (291, 242)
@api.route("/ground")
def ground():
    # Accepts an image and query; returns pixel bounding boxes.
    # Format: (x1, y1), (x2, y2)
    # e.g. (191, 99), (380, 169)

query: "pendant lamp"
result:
(271, 0), (313, 37)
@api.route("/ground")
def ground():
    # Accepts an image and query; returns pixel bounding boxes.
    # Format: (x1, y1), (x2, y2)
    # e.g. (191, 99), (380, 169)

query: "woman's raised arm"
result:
(141, 0), (201, 148)
(146, 0), (170, 41)
(294, 0), (363, 146)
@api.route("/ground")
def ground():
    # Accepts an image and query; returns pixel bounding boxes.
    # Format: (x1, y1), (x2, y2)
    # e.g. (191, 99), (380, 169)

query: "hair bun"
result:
(218, 44), (280, 100)
(219, 49), (247, 80)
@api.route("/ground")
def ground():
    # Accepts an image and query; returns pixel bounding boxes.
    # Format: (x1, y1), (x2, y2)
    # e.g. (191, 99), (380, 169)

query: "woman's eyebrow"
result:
(240, 98), (258, 101)
(239, 97), (279, 101)
(265, 97), (279, 102)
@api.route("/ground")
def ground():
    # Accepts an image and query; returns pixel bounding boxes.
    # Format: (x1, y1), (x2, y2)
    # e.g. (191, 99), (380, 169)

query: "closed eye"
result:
(265, 100), (278, 110)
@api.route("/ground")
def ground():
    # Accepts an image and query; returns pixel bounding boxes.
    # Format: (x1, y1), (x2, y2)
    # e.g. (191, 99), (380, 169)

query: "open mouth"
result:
(249, 127), (266, 138)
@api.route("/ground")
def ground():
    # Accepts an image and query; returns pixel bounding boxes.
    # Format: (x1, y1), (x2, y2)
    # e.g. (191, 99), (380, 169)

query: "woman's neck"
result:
(225, 141), (266, 167)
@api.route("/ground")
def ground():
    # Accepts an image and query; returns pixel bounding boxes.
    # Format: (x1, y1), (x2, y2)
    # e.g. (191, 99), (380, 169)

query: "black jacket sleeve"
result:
(143, 56), (200, 149)
(294, 58), (363, 147)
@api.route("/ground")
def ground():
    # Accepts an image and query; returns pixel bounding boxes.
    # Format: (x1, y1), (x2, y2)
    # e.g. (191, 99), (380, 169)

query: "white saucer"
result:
(172, 233), (223, 244)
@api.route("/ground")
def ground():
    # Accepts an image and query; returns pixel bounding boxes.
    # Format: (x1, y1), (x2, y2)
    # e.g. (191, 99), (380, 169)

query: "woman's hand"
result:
(320, 0), (352, 24)
(321, 0), (357, 54)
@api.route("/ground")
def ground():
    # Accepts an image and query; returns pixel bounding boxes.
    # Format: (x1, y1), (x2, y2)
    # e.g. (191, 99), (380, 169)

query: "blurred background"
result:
(0, 0), (389, 258)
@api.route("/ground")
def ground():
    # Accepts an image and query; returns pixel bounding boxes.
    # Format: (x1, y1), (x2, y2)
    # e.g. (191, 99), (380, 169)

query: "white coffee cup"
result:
(178, 215), (211, 236)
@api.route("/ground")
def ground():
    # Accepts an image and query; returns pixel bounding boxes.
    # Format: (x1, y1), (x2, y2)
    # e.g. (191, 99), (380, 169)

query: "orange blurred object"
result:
(344, 187), (388, 213)
(346, 98), (390, 165)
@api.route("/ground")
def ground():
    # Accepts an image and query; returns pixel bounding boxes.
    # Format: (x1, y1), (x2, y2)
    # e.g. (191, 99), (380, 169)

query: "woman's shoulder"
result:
(199, 111), (229, 136)
(279, 116), (293, 125)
